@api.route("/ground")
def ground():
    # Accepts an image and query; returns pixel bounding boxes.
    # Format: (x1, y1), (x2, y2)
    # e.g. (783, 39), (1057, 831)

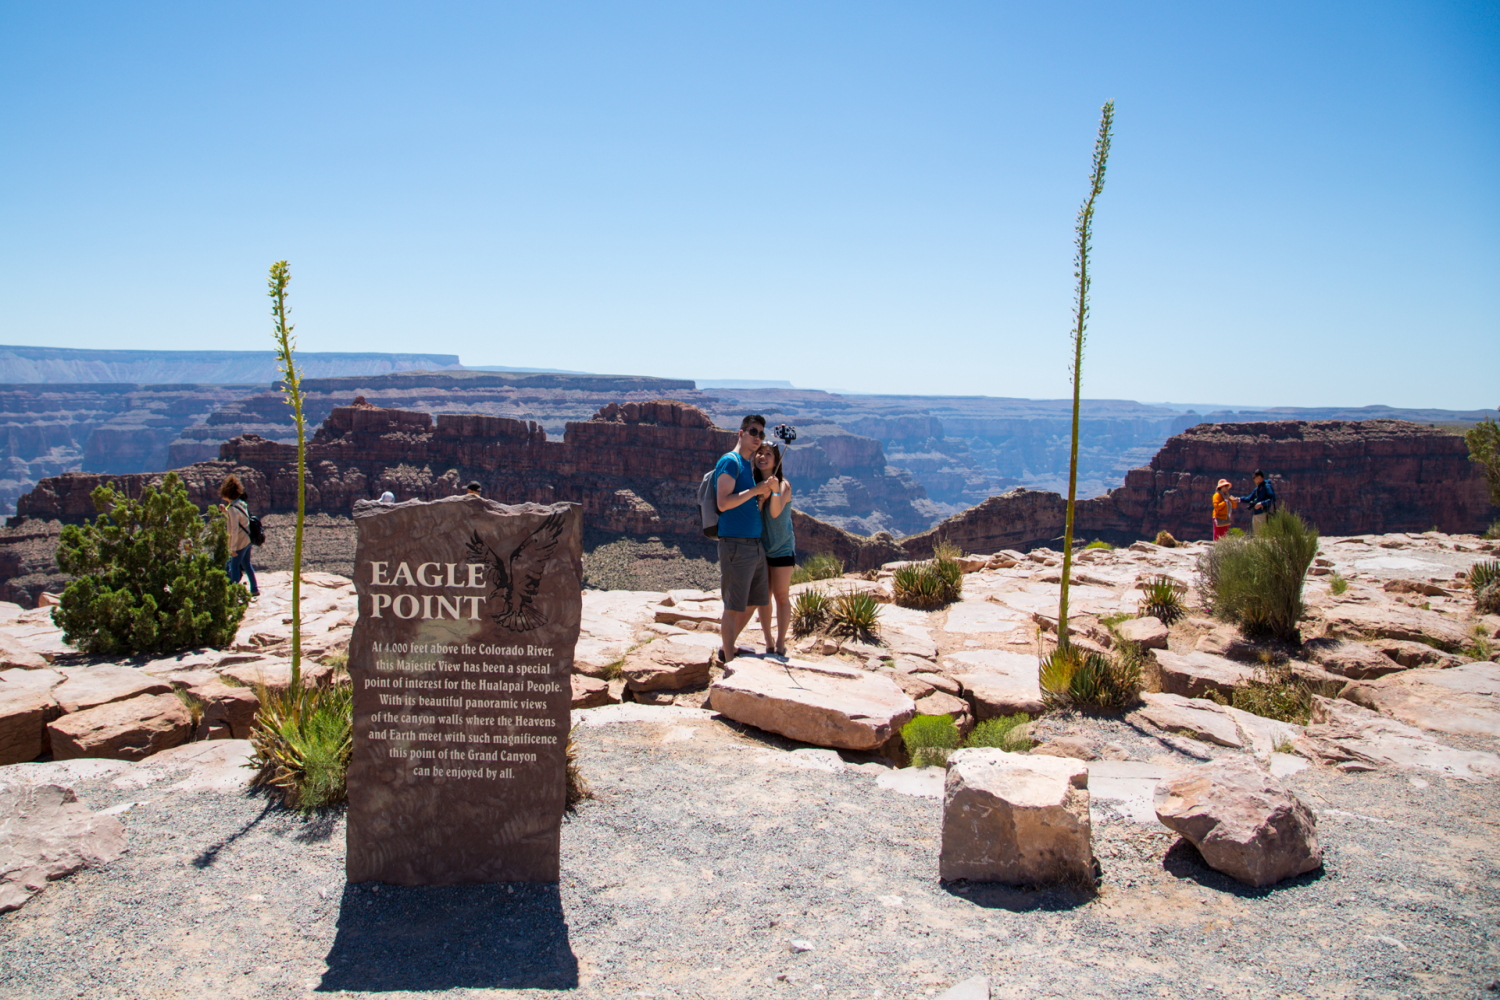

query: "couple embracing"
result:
(715, 414), (796, 663)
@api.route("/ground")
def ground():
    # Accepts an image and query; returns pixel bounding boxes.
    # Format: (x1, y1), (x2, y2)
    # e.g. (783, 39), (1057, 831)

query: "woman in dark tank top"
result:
(752, 443), (795, 657)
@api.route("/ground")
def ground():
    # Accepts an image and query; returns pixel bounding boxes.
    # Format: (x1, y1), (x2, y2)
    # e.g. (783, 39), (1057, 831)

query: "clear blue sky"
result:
(3, 2), (1495, 408)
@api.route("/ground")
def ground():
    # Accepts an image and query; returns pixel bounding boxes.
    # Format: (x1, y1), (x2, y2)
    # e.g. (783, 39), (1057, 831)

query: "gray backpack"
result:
(697, 469), (720, 538)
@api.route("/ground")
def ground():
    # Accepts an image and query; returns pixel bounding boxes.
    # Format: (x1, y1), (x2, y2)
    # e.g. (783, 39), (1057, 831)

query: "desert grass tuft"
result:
(964, 712), (1034, 752)
(249, 681), (353, 812)
(791, 553), (844, 586)
(901, 713), (960, 767)
(1209, 661), (1314, 725)
(1153, 530), (1179, 548)
(1329, 572), (1349, 596)
(565, 727), (591, 809)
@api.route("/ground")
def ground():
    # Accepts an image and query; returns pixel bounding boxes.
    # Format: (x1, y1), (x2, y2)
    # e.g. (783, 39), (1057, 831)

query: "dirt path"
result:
(3, 711), (1499, 999)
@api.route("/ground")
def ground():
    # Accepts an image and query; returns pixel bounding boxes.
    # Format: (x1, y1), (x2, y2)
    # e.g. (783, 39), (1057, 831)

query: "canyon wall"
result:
(900, 419), (1495, 559)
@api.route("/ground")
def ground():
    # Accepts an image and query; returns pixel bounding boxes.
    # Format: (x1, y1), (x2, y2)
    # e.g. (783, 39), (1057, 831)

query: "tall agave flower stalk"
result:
(268, 260), (306, 688)
(1056, 101), (1114, 650)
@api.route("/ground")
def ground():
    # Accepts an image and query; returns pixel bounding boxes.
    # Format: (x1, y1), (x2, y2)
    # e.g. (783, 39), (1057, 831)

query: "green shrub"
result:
(1464, 623), (1494, 663)
(965, 713), (1034, 752)
(1195, 510), (1320, 642)
(1329, 572), (1349, 596)
(1485, 521), (1500, 541)
(249, 681), (353, 812)
(1154, 531), (1179, 548)
(902, 713), (961, 767)
(1138, 574), (1187, 625)
(892, 555), (963, 610)
(1209, 662), (1313, 725)
(791, 588), (830, 636)
(791, 553), (844, 585)
(1039, 642), (1141, 711)
(51, 473), (249, 656)
(827, 589), (881, 639)
(1227, 527), (1245, 538)
(1478, 581), (1500, 617)
(1084, 539), (1113, 550)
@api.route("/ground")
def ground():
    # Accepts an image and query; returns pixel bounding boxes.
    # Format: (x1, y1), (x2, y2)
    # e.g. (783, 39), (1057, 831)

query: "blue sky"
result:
(3, 2), (1496, 408)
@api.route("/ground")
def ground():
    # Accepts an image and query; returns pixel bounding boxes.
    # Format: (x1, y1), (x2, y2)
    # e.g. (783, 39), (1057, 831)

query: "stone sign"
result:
(346, 496), (583, 885)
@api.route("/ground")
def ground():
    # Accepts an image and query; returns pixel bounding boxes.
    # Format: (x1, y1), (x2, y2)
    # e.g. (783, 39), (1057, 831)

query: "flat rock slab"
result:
(0, 781), (127, 913)
(111, 739), (257, 794)
(1339, 662), (1500, 738)
(1155, 757), (1322, 888)
(52, 665), (171, 714)
(1152, 650), (1258, 699)
(186, 679), (260, 740)
(218, 657), (334, 691)
(1296, 697), (1500, 781)
(943, 600), (1028, 635)
(1319, 603), (1470, 651)
(570, 674), (615, 710)
(940, 748), (1093, 886)
(1086, 760), (1181, 824)
(709, 657), (914, 751)
(46, 693), (192, 761)
(1134, 692), (1244, 748)
(0, 633), (50, 670)
(1117, 616), (1169, 650)
(1301, 638), (1403, 679)
(943, 650), (1045, 718)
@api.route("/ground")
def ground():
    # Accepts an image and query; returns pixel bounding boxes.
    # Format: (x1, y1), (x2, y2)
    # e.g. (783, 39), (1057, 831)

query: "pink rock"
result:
(0, 669), (62, 765)
(1134, 692), (1243, 748)
(1154, 757), (1322, 887)
(709, 657), (914, 751)
(1116, 616), (1169, 650)
(187, 680), (261, 740)
(0, 633), (49, 671)
(1152, 650), (1257, 700)
(47, 693), (192, 761)
(570, 674), (615, 710)
(0, 782), (126, 913)
(52, 665), (171, 714)
(621, 638), (713, 692)
(939, 748), (1093, 886)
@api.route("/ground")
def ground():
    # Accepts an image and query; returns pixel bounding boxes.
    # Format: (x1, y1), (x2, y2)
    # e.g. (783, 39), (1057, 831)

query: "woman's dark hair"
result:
(751, 444), (784, 484)
(219, 474), (245, 501)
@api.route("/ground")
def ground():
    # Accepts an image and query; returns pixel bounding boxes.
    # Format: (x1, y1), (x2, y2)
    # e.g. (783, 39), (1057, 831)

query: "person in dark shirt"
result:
(714, 414), (774, 662)
(1238, 469), (1277, 535)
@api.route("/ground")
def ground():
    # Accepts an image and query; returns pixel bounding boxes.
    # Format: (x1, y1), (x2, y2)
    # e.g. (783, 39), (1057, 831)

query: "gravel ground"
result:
(3, 714), (1499, 999)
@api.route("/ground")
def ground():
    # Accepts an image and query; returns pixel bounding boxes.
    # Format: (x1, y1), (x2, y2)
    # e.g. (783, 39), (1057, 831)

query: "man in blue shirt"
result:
(715, 414), (773, 662)
(1237, 469), (1277, 535)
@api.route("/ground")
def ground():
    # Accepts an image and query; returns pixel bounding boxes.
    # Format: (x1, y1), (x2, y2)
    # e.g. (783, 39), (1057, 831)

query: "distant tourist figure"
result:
(752, 442), (795, 658)
(219, 474), (259, 599)
(1237, 470), (1277, 535)
(1211, 478), (1238, 541)
(379, 490), (396, 504)
(465, 481), (482, 497)
(715, 415), (773, 662)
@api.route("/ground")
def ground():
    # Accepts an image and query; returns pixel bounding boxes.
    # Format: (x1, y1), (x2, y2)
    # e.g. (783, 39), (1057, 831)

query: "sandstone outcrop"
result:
(0, 780), (127, 913)
(941, 651), (1045, 719)
(0, 668), (63, 765)
(620, 638), (713, 693)
(939, 748), (1093, 886)
(1338, 662), (1500, 738)
(708, 657), (915, 751)
(47, 692), (192, 761)
(1151, 650), (1258, 700)
(1154, 757), (1322, 887)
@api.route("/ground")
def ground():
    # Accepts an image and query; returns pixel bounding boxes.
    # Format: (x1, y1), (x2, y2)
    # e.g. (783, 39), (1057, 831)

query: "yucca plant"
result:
(791, 553), (844, 585)
(791, 588), (830, 636)
(964, 713), (1034, 752)
(249, 681), (353, 812)
(901, 714), (961, 767)
(268, 259), (309, 688)
(1468, 560), (1499, 595)
(1040, 642), (1140, 711)
(827, 589), (881, 640)
(1138, 574), (1187, 625)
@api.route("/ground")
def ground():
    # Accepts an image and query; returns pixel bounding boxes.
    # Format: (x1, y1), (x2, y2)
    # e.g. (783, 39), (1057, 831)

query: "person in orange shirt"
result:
(1211, 478), (1239, 541)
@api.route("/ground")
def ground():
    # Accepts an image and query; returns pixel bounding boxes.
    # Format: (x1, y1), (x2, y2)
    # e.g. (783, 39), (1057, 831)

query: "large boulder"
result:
(939, 748), (1093, 886)
(47, 693), (192, 761)
(1151, 650), (1257, 700)
(942, 650), (1045, 719)
(621, 638), (713, 692)
(0, 669), (62, 765)
(1339, 661), (1500, 737)
(52, 665), (171, 714)
(913, 690), (973, 735)
(1154, 757), (1321, 887)
(186, 679), (261, 740)
(1116, 616), (1169, 650)
(570, 674), (615, 710)
(0, 781), (127, 912)
(709, 657), (915, 751)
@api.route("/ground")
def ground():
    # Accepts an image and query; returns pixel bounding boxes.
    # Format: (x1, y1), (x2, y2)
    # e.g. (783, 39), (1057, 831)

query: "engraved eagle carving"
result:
(464, 514), (566, 632)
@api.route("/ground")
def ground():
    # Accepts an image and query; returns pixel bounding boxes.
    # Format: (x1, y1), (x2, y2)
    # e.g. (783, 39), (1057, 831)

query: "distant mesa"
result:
(0, 344), (465, 384)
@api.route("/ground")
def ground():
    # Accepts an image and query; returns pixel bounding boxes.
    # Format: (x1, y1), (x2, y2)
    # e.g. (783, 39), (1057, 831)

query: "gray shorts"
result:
(718, 537), (770, 612)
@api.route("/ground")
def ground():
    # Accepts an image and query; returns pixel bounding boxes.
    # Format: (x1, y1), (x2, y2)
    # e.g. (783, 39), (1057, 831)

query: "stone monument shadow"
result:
(320, 881), (578, 992)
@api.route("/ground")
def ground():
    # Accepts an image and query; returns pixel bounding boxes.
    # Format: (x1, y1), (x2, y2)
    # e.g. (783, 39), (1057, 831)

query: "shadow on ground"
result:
(320, 881), (578, 992)
(1162, 838), (1326, 896)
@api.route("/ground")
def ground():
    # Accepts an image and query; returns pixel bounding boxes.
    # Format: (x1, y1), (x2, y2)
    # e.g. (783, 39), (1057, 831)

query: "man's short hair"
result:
(1253, 469), (1265, 479)
(465, 481), (482, 492)
(740, 414), (766, 432)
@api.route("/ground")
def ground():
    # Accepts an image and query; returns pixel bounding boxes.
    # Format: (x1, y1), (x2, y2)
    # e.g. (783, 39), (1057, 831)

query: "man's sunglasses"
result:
(743, 427), (765, 438)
